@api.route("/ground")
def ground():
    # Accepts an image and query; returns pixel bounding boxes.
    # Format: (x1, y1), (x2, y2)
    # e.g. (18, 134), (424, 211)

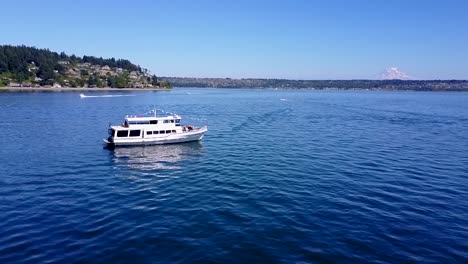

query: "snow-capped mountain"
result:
(379, 67), (411, 80)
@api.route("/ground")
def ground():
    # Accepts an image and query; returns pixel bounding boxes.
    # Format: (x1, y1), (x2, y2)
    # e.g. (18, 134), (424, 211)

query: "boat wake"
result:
(80, 93), (135, 98)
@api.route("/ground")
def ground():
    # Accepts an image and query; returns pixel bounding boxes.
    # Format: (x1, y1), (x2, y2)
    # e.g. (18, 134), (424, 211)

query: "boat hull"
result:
(104, 127), (207, 147)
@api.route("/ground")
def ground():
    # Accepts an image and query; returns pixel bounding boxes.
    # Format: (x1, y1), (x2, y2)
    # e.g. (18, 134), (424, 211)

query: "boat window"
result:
(172, 130), (176, 133)
(117, 130), (128, 137)
(129, 130), (141, 137)
(175, 119), (180, 123)
(147, 131), (152, 135)
(160, 130), (165, 134)
(150, 120), (158, 124)
(129, 121), (150, 125)
(170, 120), (174, 123)
(166, 130), (171, 134)
(153, 131), (159, 134)
(164, 120), (169, 123)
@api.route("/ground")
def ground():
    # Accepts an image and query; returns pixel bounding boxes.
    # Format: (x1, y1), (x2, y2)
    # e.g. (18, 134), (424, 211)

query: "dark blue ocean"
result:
(0, 88), (467, 263)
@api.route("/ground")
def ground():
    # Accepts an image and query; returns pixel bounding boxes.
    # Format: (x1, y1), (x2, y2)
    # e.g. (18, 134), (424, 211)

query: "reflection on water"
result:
(110, 142), (204, 170)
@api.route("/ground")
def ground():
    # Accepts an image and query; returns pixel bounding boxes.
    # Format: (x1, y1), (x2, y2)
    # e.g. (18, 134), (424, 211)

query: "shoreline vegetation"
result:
(0, 86), (170, 92)
(160, 77), (468, 91)
(0, 45), (172, 89)
(4, 81), (468, 92)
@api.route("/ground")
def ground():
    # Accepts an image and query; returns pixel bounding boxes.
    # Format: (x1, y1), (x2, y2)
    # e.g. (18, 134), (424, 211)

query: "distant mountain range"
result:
(379, 67), (412, 80)
(161, 66), (468, 91)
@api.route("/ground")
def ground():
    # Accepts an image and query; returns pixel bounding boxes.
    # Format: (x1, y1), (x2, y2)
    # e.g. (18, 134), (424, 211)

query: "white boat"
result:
(103, 113), (207, 147)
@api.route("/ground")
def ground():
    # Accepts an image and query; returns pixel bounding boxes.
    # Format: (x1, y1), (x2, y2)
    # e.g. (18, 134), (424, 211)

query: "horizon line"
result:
(161, 76), (468, 81)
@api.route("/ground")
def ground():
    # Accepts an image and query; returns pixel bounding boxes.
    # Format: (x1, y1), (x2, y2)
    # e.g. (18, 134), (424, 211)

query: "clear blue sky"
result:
(2, 0), (468, 79)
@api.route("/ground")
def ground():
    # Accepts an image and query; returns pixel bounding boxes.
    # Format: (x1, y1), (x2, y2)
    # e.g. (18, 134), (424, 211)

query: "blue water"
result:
(1, 88), (467, 263)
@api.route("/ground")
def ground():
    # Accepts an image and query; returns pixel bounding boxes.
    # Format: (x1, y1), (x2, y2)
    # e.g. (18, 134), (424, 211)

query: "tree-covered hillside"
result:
(0, 45), (171, 89)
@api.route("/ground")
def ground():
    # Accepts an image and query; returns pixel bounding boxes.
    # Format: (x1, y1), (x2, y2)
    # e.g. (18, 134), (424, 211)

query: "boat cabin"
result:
(123, 115), (181, 127)
(104, 113), (207, 146)
(107, 115), (187, 139)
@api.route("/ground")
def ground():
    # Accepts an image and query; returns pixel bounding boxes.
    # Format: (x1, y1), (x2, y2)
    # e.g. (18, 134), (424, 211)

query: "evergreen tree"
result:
(151, 74), (158, 85)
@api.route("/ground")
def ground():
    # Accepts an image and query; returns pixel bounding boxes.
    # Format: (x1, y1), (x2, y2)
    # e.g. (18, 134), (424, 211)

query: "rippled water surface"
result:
(1, 89), (467, 263)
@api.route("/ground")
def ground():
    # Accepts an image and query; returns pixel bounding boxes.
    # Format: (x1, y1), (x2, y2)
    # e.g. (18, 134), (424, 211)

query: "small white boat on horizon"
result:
(103, 112), (207, 147)
(80, 93), (135, 98)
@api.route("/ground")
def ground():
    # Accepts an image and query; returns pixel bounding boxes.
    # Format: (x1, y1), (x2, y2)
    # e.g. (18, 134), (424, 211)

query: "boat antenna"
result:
(153, 104), (157, 117)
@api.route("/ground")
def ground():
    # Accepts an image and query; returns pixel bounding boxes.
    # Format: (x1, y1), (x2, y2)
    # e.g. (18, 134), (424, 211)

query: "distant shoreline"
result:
(3, 86), (468, 93)
(0, 87), (170, 92)
(160, 77), (468, 91)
